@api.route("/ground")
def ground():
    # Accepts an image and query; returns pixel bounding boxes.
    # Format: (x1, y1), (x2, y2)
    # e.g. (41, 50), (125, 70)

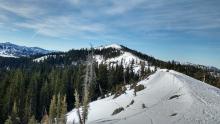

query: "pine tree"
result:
(41, 110), (49, 124)
(24, 97), (31, 124)
(98, 83), (104, 98)
(28, 115), (37, 124)
(56, 93), (61, 118)
(4, 116), (13, 124)
(97, 64), (107, 97)
(49, 95), (57, 121)
(82, 85), (89, 124)
(140, 61), (145, 79)
(60, 95), (67, 123)
(74, 89), (82, 124)
(11, 101), (20, 124)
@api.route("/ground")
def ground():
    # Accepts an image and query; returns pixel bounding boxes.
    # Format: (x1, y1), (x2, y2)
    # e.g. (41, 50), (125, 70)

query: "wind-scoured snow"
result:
(67, 69), (220, 124)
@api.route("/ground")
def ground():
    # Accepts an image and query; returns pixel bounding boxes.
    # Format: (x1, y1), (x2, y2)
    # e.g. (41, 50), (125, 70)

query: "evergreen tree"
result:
(82, 85), (89, 124)
(56, 93), (61, 118)
(28, 115), (37, 124)
(97, 64), (108, 97)
(24, 97), (31, 124)
(40, 80), (50, 115)
(41, 110), (49, 124)
(49, 95), (56, 121)
(74, 89), (82, 124)
(11, 102), (20, 124)
(4, 116), (13, 124)
(140, 61), (145, 79)
(61, 95), (67, 123)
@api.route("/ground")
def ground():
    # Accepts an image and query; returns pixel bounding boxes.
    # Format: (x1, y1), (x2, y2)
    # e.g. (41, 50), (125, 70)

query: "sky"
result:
(0, 0), (220, 68)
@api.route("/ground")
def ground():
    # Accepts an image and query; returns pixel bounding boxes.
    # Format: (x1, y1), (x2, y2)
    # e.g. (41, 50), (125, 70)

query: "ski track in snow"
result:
(67, 69), (220, 124)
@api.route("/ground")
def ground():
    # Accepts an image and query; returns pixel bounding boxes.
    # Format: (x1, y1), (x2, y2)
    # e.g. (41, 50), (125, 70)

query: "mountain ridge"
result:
(0, 42), (51, 57)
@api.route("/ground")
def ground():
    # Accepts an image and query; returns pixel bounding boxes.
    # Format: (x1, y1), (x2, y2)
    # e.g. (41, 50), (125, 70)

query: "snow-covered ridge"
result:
(33, 43), (155, 73)
(94, 44), (156, 73)
(94, 51), (155, 73)
(0, 42), (51, 57)
(67, 69), (220, 124)
(33, 44), (123, 62)
(96, 44), (122, 50)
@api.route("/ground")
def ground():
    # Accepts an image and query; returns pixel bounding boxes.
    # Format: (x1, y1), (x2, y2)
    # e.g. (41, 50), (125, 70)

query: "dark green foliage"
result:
(112, 107), (124, 115)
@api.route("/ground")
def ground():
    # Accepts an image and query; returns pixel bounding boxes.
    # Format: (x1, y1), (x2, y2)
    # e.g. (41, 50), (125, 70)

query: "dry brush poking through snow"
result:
(67, 69), (220, 124)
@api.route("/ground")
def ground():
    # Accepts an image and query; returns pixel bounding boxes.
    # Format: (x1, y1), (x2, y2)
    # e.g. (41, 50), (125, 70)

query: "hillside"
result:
(67, 69), (220, 124)
(0, 42), (51, 57)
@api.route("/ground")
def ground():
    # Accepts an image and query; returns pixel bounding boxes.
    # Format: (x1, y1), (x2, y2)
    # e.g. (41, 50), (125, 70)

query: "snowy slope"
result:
(0, 50), (17, 57)
(94, 51), (155, 73)
(94, 44), (156, 73)
(0, 42), (51, 57)
(67, 69), (220, 124)
(96, 44), (122, 50)
(33, 55), (56, 62)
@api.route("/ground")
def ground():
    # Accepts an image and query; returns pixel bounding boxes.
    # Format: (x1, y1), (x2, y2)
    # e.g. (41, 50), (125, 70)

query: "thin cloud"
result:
(0, 1), (45, 19)
(105, 0), (146, 15)
(15, 16), (105, 38)
(0, 0), (220, 40)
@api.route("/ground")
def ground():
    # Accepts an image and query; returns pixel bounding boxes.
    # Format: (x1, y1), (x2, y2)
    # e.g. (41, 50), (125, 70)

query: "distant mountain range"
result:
(0, 42), (219, 76)
(0, 42), (51, 57)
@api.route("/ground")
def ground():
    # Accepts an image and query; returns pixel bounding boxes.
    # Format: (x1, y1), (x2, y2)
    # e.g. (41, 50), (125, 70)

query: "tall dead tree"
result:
(75, 45), (96, 124)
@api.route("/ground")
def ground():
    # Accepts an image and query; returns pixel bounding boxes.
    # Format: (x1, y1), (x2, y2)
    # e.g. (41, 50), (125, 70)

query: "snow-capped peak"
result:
(97, 43), (122, 50)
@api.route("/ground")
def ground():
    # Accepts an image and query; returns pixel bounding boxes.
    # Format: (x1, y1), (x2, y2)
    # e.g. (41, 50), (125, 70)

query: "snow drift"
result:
(67, 69), (220, 124)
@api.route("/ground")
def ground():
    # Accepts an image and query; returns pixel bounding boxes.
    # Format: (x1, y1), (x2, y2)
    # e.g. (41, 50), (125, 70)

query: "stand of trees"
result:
(0, 62), (142, 123)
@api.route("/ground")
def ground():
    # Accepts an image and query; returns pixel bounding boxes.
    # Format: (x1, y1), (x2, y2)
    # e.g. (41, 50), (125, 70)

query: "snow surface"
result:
(67, 69), (220, 124)
(33, 55), (56, 62)
(0, 50), (17, 58)
(96, 44), (122, 50)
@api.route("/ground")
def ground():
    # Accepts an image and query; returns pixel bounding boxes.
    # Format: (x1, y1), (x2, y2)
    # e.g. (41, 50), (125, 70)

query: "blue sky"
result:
(0, 0), (220, 68)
